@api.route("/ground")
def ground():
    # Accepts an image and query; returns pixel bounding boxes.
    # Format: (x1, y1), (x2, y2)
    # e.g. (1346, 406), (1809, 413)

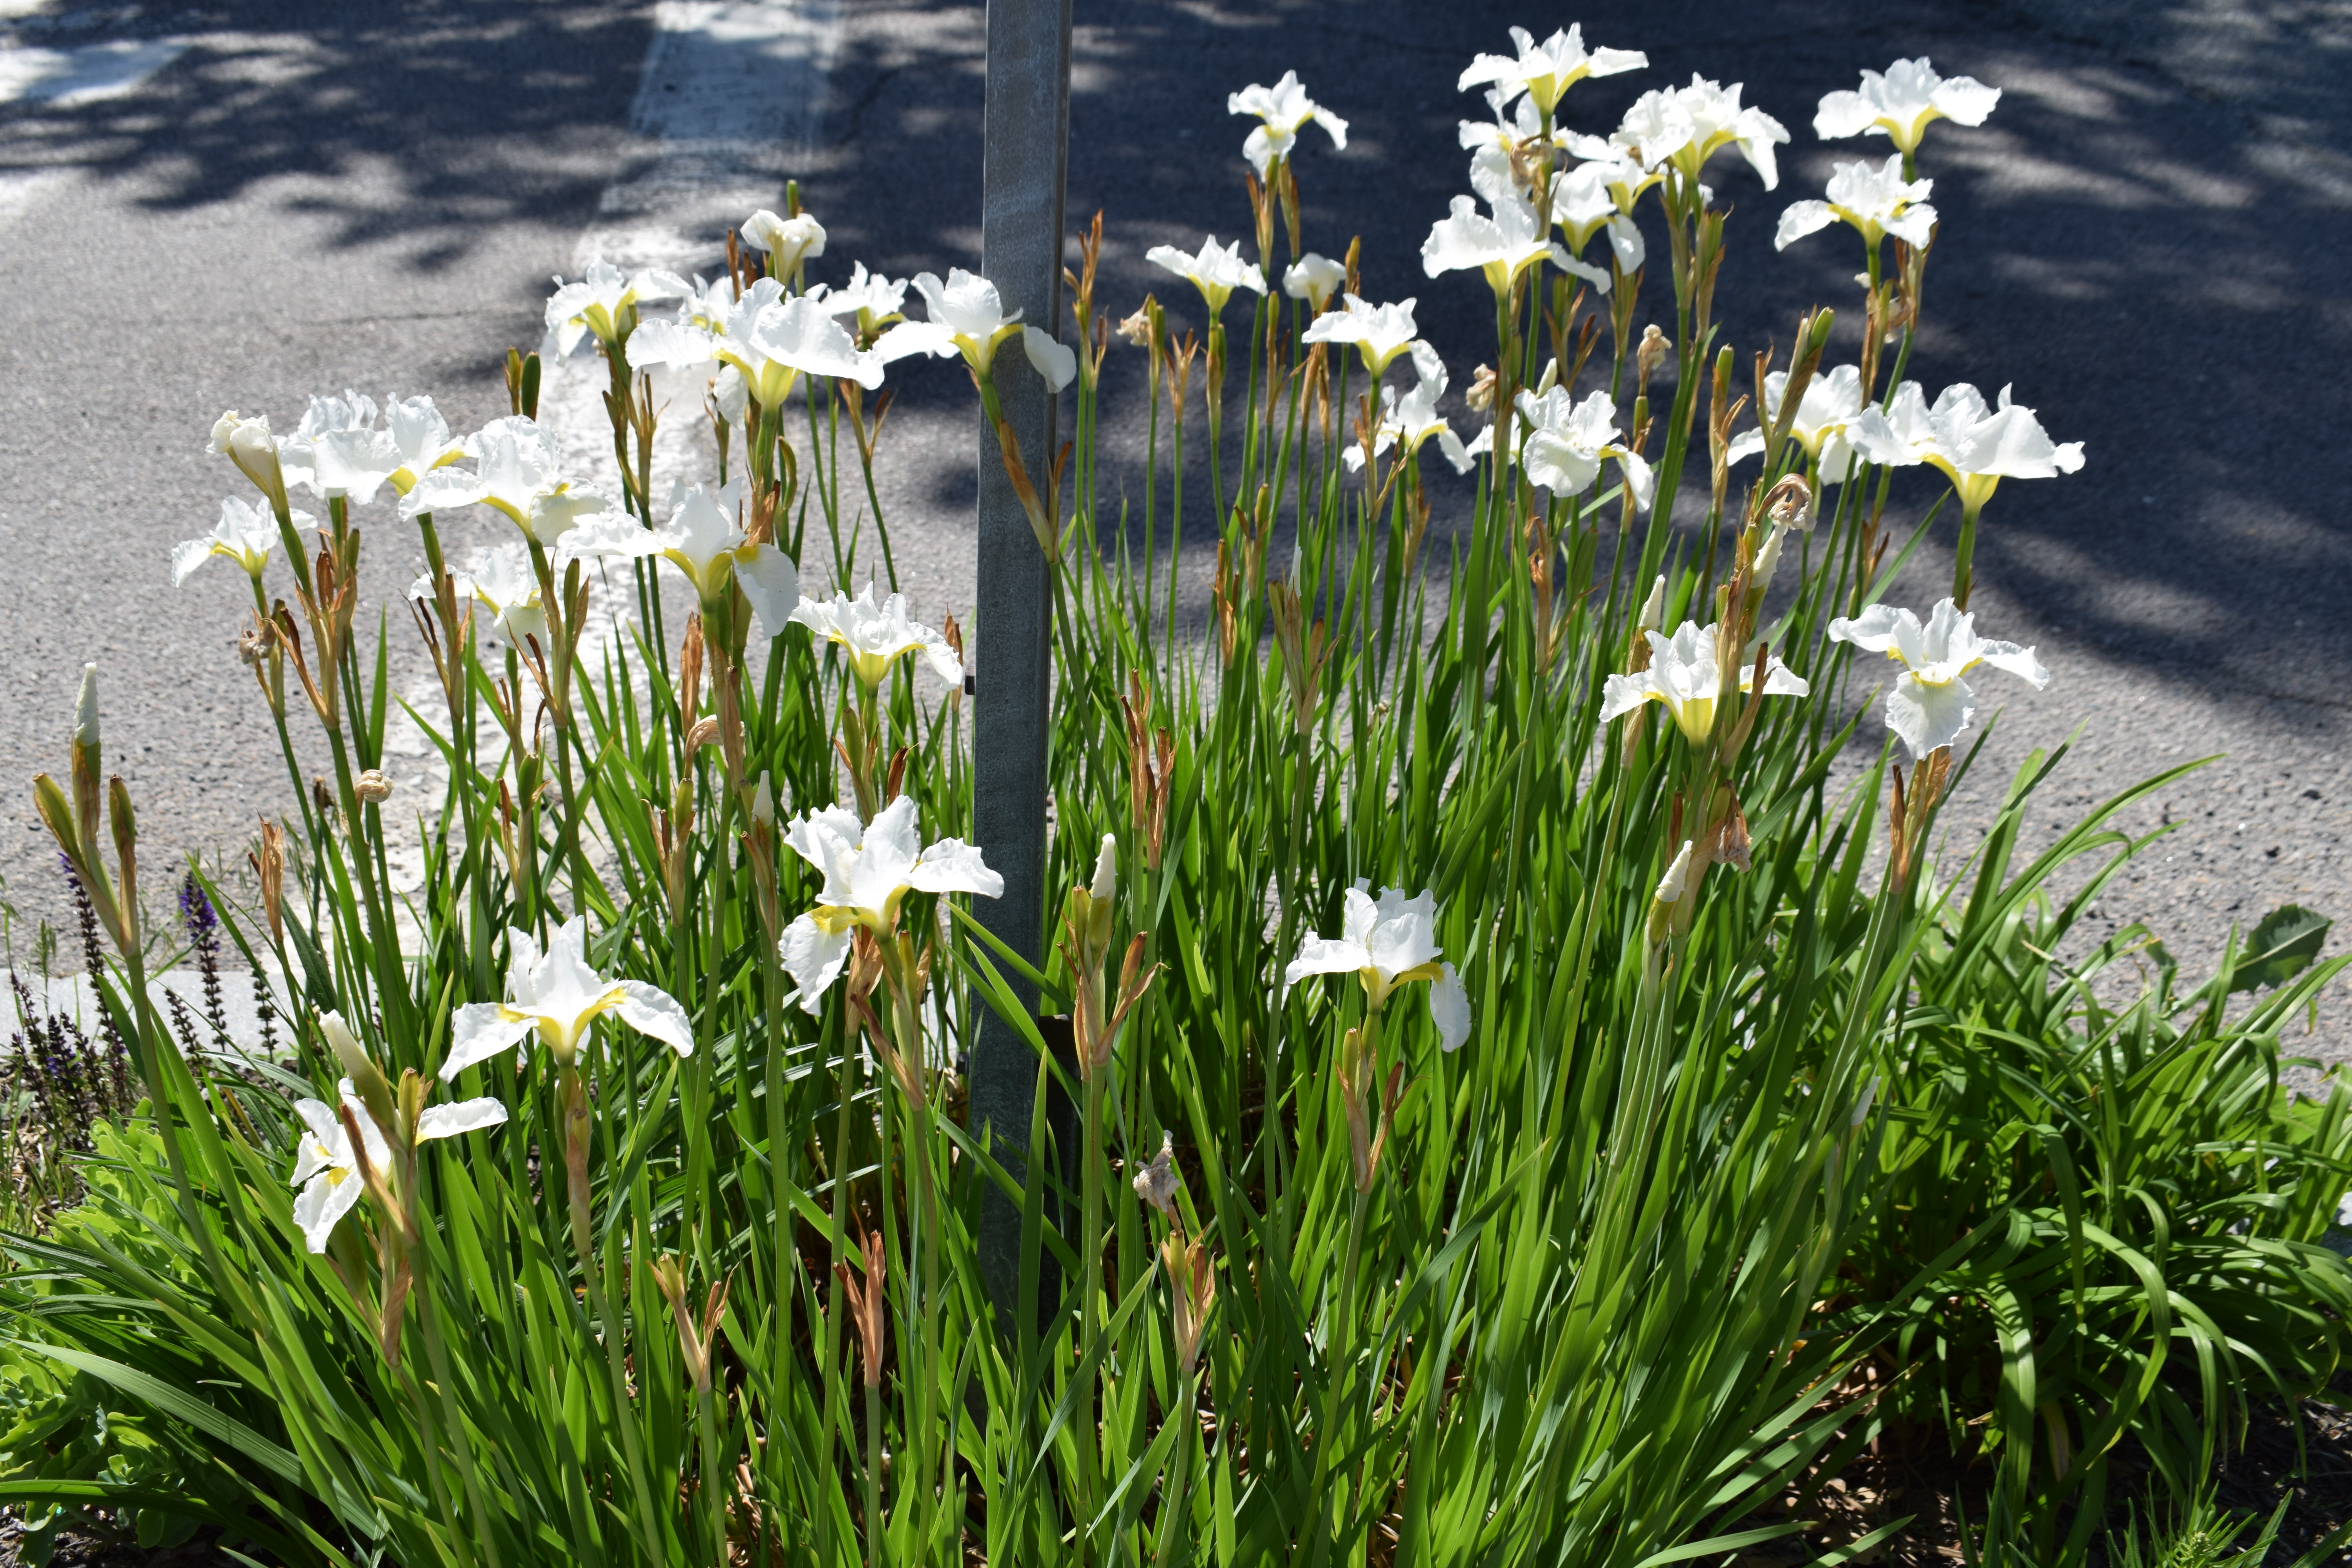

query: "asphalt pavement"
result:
(2, 0), (2346, 1062)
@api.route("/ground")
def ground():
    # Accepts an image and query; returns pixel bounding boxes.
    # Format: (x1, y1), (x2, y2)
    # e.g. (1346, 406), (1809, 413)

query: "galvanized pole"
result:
(969, 0), (1073, 1329)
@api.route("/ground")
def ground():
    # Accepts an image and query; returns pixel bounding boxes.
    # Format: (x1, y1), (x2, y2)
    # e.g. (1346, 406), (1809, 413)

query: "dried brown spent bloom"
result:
(1764, 472), (1814, 532)
(255, 816), (286, 947)
(1132, 1131), (1181, 1218)
(1465, 363), (1499, 414)
(1635, 323), (1673, 393)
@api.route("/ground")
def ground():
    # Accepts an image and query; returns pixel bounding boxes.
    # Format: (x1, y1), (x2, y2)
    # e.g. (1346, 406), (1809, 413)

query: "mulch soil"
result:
(1729, 1387), (2352, 1566)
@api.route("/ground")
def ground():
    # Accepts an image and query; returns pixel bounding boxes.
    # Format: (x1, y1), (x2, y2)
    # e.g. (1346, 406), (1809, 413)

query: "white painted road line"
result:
(631, 0), (841, 154)
(540, 0), (844, 518)
(578, 0), (843, 276)
(0, 32), (191, 231)
(376, 0), (845, 900)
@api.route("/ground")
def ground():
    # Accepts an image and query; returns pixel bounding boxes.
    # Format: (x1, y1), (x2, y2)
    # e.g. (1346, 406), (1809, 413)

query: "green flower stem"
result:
(523, 537), (592, 910)
(558, 1065), (665, 1563)
(392, 1340), (472, 1568)
(849, 397), (900, 594)
(320, 720), (407, 1036)
(848, 679), (882, 823)
(392, 1198), (479, 1568)
(1076, 1057), (1108, 1566)
(413, 514), (485, 908)
(416, 1241), (499, 1568)
(875, 934), (940, 1545)
(247, 575), (326, 853)
(760, 955), (799, 1551)
(818, 1002), (858, 1566)
(862, 1369), (884, 1568)
(601, 340), (643, 524)
(1152, 1374), (1199, 1568)
(1205, 319), (1227, 529)
(1951, 499), (1982, 610)
(694, 1370), (726, 1562)
(1313, 1176), (1376, 1562)
(688, 633), (738, 1258)
(116, 943), (243, 1309)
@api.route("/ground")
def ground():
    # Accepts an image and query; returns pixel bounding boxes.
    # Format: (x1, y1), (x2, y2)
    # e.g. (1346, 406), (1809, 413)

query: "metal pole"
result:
(969, 0), (1073, 1330)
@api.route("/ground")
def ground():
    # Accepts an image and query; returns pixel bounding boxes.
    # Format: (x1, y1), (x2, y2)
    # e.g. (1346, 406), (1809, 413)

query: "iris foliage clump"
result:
(3, 25), (2348, 1568)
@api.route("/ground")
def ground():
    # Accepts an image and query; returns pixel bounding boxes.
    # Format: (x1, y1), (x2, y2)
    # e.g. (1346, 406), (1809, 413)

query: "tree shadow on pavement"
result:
(0, 0), (652, 270)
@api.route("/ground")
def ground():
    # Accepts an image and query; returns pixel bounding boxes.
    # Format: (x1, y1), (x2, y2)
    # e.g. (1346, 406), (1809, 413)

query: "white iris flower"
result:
(1301, 294), (1426, 379)
(777, 796), (1004, 1012)
(1850, 381), (2085, 515)
(1548, 162), (1643, 290)
(559, 477), (799, 632)
(1775, 155), (1937, 253)
(289, 1073), (505, 1253)
(628, 278), (891, 400)
(1612, 76), (1790, 191)
(208, 410), (305, 501)
(544, 259), (693, 358)
(1345, 353), (1474, 475)
(408, 551), (545, 648)
(1563, 141), (1669, 218)
(625, 275), (748, 371)
(1145, 235), (1270, 321)
(1283, 253), (1347, 314)
(626, 314), (720, 372)
(1815, 58), (2000, 154)
(286, 389), (405, 504)
(1456, 25), (1646, 116)
(1726, 364), (1869, 485)
(678, 273), (746, 332)
(400, 416), (610, 545)
(735, 290), (887, 402)
(1421, 188), (1566, 301)
(1283, 881), (1470, 1053)
(172, 496), (315, 587)
(788, 583), (963, 691)
(740, 209), (827, 278)
(1515, 387), (1655, 510)
(1601, 621), (1810, 745)
(809, 262), (913, 343)
(443, 917), (694, 1079)
(1460, 87), (1573, 203)
(1227, 71), (1348, 177)
(383, 396), (468, 496)
(877, 269), (1076, 390)
(1828, 598), (2049, 759)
